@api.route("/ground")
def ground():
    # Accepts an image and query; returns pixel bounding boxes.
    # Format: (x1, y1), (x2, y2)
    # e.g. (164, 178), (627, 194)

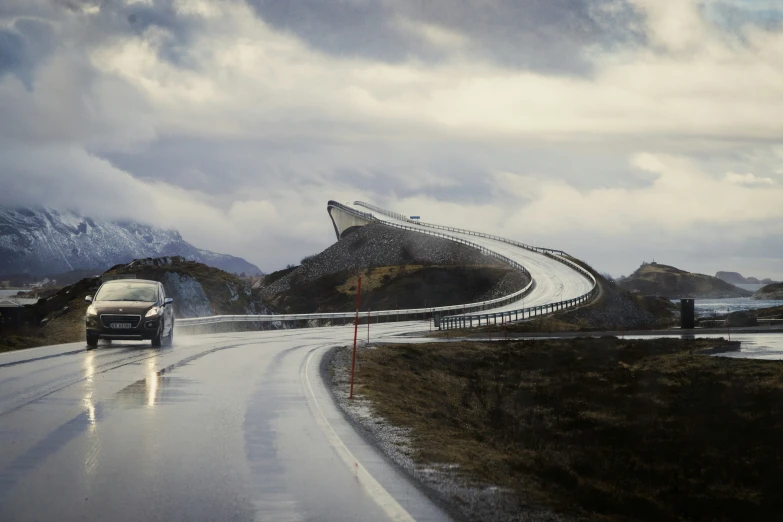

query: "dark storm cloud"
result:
(0, 0), (203, 88)
(102, 136), (501, 206)
(246, 0), (643, 74)
(98, 0), (202, 67)
(100, 133), (651, 215)
(0, 19), (55, 89)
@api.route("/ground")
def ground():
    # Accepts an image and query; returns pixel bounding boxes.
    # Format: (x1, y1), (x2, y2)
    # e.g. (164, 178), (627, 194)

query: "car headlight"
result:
(86, 305), (98, 317)
(145, 307), (161, 318)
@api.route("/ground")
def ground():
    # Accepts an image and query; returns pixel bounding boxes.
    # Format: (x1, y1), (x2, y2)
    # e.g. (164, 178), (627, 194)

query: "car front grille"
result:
(100, 314), (142, 328)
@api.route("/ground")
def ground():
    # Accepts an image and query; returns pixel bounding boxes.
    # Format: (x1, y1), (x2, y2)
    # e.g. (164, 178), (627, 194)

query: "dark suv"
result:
(85, 279), (174, 348)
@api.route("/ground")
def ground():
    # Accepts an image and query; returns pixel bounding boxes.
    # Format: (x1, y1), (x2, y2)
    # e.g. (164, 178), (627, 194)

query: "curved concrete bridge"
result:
(329, 200), (596, 325)
(327, 200), (377, 239)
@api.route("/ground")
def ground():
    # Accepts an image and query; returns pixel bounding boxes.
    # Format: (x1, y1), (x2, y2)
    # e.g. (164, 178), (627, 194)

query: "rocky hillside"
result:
(0, 257), (269, 351)
(104, 257), (266, 317)
(715, 271), (777, 285)
(559, 272), (677, 330)
(753, 283), (783, 300)
(0, 207), (263, 276)
(619, 262), (751, 298)
(259, 224), (529, 314)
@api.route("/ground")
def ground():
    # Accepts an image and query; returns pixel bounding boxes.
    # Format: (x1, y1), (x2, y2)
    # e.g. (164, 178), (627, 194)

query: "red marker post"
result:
(349, 276), (362, 400)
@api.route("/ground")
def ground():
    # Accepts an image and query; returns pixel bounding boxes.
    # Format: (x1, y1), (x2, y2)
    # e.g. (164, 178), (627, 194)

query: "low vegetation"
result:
(349, 338), (783, 521)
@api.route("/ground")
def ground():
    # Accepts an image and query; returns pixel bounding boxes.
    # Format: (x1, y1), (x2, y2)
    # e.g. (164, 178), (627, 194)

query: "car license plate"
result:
(110, 323), (132, 329)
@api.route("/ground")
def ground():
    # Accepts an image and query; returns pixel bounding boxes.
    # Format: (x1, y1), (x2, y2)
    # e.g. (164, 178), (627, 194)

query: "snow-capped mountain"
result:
(0, 208), (263, 276)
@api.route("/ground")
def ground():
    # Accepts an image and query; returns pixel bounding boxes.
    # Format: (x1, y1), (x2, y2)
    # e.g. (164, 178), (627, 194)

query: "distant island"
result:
(619, 262), (751, 298)
(753, 283), (783, 300)
(715, 271), (778, 286)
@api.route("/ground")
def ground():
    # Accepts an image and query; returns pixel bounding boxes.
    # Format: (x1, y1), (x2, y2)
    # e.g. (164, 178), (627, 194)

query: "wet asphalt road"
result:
(0, 325), (450, 522)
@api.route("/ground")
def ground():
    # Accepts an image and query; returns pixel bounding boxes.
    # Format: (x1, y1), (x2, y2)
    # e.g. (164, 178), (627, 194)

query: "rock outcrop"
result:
(108, 257), (263, 318)
(620, 262), (751, 298)
(753, 283), (783, 300)
(261, 223), (514, 297)
(259, 223), (529, 314)
(726, 311), (759, 327)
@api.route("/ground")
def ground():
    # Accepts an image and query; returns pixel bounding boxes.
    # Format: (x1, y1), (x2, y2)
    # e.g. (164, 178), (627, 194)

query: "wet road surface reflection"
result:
(0, 328), (450, 522)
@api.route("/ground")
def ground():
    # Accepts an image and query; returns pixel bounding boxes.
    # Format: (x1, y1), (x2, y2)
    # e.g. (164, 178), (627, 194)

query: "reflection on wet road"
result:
(0, 326), (450, 522)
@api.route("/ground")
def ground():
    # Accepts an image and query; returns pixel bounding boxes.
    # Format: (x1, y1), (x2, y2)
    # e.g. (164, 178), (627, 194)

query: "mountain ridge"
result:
(0, 207), (263, 276)
(715, 271), (777, 285)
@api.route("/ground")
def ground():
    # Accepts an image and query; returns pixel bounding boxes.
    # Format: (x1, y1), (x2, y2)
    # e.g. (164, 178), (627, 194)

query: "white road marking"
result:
(302, 346), (417, 522)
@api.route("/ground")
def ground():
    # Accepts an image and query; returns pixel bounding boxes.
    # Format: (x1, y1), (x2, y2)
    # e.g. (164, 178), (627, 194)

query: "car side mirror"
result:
(85, 296), (93, 303)
(164, 297), (174, 306)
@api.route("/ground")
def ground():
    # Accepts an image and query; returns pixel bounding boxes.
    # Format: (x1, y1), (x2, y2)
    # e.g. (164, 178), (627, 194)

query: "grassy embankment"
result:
(349, 338), (783, 521)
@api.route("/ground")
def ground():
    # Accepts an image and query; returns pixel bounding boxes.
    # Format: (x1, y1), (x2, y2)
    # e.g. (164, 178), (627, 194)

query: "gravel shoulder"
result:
(325, 343), (573, 522)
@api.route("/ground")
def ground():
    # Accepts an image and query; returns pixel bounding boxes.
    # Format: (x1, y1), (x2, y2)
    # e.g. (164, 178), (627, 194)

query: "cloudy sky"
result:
(2, 0), (783, 278)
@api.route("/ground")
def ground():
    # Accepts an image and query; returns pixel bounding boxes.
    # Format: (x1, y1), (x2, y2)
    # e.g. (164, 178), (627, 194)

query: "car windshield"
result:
(95, 283), (158, 303)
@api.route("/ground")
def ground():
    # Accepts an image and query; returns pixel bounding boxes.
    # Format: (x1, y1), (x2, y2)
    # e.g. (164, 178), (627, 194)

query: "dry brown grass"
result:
(336, 265), (424, 294)
(353, 338), (783, 521)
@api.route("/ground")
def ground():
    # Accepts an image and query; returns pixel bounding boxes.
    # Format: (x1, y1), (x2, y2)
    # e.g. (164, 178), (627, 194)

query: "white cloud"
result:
(724, 172), (776, 186)
(3, 0), (783, 278)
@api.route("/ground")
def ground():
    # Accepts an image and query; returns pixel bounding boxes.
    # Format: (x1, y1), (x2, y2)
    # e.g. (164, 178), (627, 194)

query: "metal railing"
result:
(438, 285), (599, 330)
(354, 201), (567, 256)
(352, 201), (598, 330)
(178, 201), (597, 331)
(327, 200), (378, 223)
(179, 220), (537, 328)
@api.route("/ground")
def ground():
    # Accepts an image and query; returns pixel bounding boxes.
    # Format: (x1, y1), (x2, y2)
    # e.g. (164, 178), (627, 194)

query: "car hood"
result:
(93, 301), (156, 315)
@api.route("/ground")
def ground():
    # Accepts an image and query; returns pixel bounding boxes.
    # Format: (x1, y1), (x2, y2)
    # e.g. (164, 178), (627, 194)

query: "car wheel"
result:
(86, 332), (99, 349)
(151, 322), (163, 347)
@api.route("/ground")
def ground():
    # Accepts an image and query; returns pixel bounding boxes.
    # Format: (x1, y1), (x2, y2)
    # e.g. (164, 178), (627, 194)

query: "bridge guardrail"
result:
(354, 201), (567, 256)
(352, 201), (598, 330)
(178, 201), (597, 330)
(327, 200), (378, 223)
(179, 220), (536, 328)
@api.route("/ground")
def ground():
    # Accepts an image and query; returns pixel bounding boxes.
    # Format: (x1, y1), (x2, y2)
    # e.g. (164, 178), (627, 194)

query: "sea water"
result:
(683, 298), (783, 317)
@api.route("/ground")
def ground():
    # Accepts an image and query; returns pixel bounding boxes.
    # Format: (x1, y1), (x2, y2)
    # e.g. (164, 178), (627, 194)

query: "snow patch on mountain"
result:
(0, 207), (263, 276)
